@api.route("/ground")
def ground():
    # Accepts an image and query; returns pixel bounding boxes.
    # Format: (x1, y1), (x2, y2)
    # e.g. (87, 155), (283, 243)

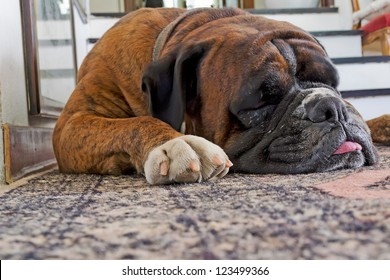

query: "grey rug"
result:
(0, 145), (389, 259)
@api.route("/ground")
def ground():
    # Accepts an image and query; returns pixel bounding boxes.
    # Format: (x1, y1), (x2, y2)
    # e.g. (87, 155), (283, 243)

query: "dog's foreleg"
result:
(53, 114), (181, 175)
(53, 114), (232, 184)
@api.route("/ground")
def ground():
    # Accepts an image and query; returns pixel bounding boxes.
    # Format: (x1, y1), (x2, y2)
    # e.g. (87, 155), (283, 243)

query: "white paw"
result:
(144, 135), (232, 185)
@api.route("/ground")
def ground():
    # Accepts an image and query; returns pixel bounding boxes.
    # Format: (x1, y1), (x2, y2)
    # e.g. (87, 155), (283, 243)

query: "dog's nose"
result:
(304, 94), (347, 123)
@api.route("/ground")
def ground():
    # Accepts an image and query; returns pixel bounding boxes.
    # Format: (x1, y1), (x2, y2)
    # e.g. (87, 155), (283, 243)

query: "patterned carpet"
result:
(0, 145), (389, 260)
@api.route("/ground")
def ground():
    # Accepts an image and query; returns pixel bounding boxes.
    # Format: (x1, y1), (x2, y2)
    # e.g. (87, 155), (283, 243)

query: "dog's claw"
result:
(144, 135), (230, 185)
(217, 167), (230, 178)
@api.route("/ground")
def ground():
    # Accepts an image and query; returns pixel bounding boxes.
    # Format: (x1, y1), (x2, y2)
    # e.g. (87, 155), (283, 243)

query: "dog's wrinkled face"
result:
(226, 85), (378, 173)
(142, 15), (378, 173)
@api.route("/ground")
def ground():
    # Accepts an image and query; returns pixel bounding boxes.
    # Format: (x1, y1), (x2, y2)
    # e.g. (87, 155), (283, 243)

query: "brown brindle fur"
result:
(54, 7), (371, 178)
(52, 7), (320, 175)
(367, 115), (390, 145)
(53, 9), (186, 175)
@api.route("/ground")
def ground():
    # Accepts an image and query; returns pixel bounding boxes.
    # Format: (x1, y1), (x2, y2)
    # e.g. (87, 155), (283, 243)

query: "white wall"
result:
(0, 0), (30, 184)
(0, 1), (29, 126)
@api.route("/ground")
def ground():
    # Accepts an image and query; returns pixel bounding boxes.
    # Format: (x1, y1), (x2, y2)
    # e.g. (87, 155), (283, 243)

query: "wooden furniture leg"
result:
(363, 27), (390, 56)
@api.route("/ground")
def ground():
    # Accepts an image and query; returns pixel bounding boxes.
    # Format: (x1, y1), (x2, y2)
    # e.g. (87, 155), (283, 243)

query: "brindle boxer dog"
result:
(53, 8), (378, 184)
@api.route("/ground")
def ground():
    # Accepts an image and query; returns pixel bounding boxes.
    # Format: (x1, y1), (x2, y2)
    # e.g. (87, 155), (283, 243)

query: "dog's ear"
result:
(142, 44), (206, 131)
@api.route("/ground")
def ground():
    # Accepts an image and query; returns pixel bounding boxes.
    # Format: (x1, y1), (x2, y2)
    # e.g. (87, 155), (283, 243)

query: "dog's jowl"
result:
(52, 8), (378, 184)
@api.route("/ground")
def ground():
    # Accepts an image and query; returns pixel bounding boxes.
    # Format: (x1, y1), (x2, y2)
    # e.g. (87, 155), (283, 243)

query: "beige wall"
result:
(254, 0), (266, 8)
(89, 0), (125, 13)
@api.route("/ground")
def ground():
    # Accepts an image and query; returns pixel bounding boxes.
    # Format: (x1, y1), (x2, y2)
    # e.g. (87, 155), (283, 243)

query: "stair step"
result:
(335, 56), (390, 120)
(91, 13), (125, 18)
(332, 56), (390, 64)
(88, 12), (358, 58)
(248, 7), (338, 15)
(87, 31), (363, 59)
(250, 7), (344, 31)
(333, 56), (390, 91)
(341, 88), (390, 98)
(342, 91), (390, 121)
(312, 30), (363, 58)
(88, 8), (344, 39)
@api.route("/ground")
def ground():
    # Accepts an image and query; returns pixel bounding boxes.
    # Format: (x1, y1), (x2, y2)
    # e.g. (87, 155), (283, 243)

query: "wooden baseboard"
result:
(3, 124), (57, 184)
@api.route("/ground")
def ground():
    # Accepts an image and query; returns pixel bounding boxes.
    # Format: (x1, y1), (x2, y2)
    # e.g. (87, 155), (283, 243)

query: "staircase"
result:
(78, 6), (390, 121)
(251, 7), (390, 121)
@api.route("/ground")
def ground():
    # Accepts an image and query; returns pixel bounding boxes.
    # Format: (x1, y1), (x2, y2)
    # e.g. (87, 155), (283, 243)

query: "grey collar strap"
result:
(152, 8), (210, 62)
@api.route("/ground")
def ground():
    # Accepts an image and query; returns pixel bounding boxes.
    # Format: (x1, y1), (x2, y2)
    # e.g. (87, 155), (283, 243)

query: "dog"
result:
(52, 8), (378, 184)
(367, 115), (390, 145)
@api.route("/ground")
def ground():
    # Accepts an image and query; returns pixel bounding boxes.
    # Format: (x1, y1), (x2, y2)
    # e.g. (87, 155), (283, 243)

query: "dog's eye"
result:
(240, 82), (279, 111)
(230, 80), (284, 128)
(259, 82), (284, 105)
(245, 99), (268, 111)
(235, 105), (277, 128)
(233, 92), (278, 128)
(232, 91), (265, 114)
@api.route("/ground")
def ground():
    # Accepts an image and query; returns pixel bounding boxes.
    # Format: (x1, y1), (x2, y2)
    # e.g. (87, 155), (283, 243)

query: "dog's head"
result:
(142, 9), (378, 173)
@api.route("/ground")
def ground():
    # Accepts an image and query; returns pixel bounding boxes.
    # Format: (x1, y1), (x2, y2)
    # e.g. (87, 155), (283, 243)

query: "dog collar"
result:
(152, 8), (210, 62)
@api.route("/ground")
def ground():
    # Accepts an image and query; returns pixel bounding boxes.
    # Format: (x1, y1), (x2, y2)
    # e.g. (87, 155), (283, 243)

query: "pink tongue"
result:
(333, 141), (362, 155)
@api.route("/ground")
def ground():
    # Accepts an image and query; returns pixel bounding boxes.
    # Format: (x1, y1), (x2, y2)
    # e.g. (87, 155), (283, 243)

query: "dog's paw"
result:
(144, 135), (232, 185)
